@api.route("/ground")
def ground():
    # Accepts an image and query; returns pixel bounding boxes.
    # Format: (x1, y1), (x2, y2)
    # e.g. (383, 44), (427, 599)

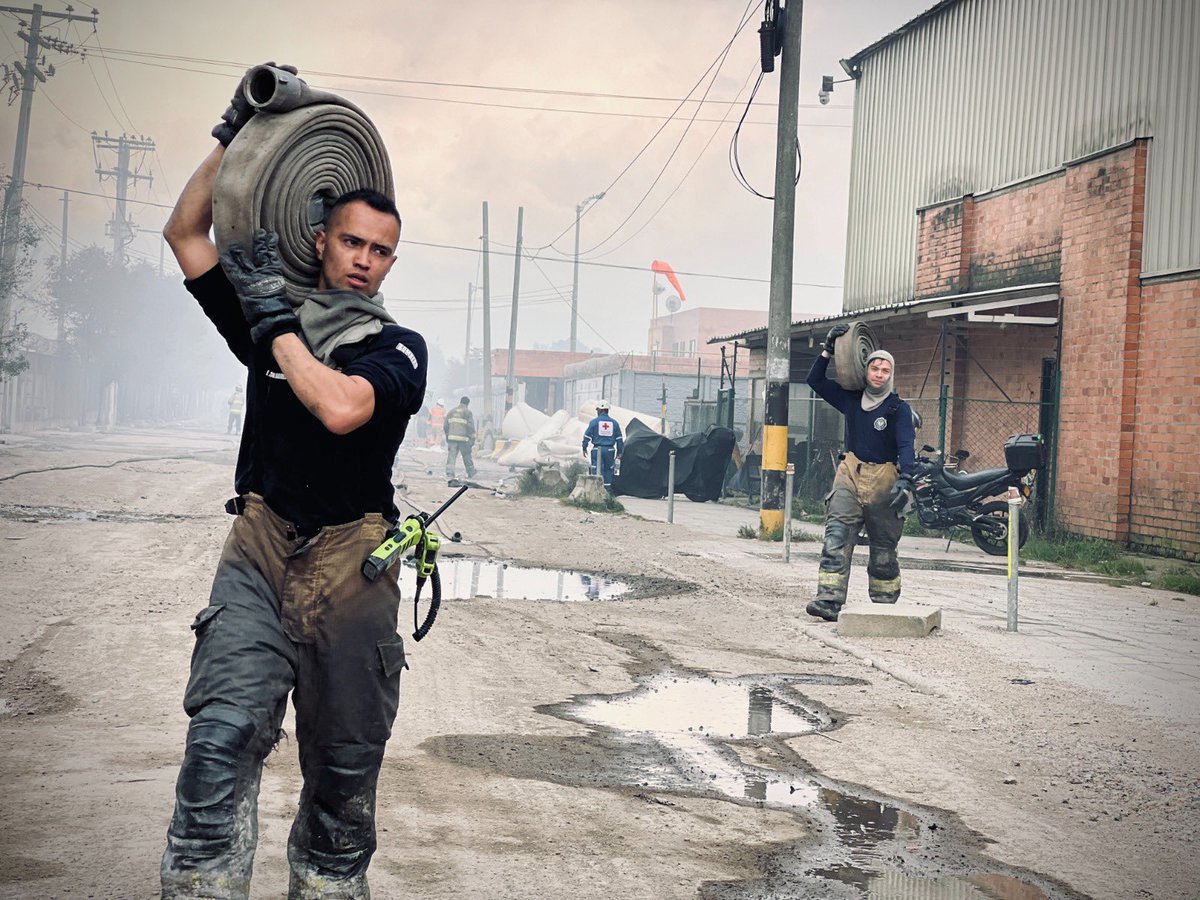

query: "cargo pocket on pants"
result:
(377, 634), (410, 677)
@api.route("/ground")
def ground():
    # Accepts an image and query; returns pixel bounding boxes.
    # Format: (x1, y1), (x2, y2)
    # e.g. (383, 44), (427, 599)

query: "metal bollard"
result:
(783, 463), (794, 562)
(1007, 490), (1020, 632)
(667, 451), (676, 523)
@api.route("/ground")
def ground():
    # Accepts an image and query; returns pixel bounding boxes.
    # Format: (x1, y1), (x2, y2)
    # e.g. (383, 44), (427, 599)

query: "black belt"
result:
(224, 495), (320, 539)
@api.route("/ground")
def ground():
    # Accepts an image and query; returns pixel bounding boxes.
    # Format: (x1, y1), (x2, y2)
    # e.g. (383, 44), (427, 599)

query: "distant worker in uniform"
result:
(226, 385), (245, 435)
(429, 398), (446, 447)
(582, 399), (624, 488)
(444, 395), (476, 481)
(804, 324), (915, 622)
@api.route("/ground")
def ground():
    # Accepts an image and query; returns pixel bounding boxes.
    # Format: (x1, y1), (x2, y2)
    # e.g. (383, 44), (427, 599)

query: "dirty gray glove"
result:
(889, 476), (914, 516)
(822, 323), (849, 353)
(219, 229), (301, 346)
(212, 62), (299, 147)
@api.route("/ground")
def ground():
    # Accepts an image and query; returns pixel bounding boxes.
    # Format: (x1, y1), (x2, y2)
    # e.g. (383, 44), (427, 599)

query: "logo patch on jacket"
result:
(873, 416), (888, 431)
(395, 342), (419, 369)
(598, 421), (614, 437)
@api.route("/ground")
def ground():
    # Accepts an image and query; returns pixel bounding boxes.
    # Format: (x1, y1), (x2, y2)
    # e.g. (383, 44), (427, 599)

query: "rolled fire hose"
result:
(831, 319), (880, 391)
(212, 65), (394, 301)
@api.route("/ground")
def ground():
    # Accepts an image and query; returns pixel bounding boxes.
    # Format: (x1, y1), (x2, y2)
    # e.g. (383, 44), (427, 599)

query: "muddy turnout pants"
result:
(816, 453), (904, 609)
(445, 440), (475, 478)
(161, 494), (408, 900)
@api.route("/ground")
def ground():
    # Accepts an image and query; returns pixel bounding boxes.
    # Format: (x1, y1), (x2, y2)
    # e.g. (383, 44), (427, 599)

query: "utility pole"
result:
(505, 206), (523, 412)
(481, 202), (492, 427)
(464, 281), (473, 391)
(760, 0), (803, 536)
(0, 2), (98, 330)
(93, 133), (155, 265)
(569, 191), (604, 353)
(57, 189), (67, 343)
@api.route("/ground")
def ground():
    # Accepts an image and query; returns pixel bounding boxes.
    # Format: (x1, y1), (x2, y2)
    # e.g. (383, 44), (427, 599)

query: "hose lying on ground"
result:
(212, 65), (394, 301)
(831, 319), (880, 391)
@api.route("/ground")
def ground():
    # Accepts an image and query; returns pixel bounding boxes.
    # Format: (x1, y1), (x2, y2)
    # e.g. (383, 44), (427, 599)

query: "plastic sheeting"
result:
(612, 422), (735, 502)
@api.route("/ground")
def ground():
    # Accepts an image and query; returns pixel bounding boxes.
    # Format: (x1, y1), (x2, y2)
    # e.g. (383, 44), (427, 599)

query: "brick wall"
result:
(1128, 276), (1200, 558)
(1056, 142), (1147, 544)
(915, 201), (965, 298)
(969, 178), (1063, 291)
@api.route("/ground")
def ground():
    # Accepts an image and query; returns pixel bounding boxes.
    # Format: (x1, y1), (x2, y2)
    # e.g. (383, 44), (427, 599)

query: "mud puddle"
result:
(563, 669), (1075, 899)
(404, 557), (631, 601)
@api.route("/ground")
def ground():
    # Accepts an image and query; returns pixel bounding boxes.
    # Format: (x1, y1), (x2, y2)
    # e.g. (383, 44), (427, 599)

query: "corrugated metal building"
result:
(841, 0), (1199, 308)
(722, 0), (1199, 558)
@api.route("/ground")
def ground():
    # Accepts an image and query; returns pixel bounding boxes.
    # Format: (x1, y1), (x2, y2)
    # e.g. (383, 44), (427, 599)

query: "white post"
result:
(783, 463), (795, 562)
(667, 451), (676, 524)
(1007, 489), (1021, 632)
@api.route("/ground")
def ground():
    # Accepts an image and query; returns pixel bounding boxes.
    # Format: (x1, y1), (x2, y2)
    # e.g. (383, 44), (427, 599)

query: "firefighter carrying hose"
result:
(804, 324), (915, 622)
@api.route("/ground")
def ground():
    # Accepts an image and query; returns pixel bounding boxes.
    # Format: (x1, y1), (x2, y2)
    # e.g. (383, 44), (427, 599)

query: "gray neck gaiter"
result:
(294, 288), (396, 365)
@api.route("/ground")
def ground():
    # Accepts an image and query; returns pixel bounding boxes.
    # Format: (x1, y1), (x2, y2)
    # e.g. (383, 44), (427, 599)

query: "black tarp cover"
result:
(612, 420), (735, 502)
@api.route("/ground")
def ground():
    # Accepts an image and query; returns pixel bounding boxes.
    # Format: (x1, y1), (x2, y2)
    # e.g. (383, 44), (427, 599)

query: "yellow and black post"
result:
(760, 0), (803, 536)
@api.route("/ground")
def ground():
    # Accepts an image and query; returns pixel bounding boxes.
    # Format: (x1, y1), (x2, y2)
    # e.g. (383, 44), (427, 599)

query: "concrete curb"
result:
(797, 624), (950, 697)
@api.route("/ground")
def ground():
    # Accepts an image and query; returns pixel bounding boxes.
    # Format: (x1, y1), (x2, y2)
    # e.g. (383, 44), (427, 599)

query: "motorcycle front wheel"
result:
(971, 500), (1031, 556)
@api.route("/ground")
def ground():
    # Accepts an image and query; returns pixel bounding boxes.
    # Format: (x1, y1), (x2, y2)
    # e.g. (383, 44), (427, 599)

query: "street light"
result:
(570, 191), (605, 353)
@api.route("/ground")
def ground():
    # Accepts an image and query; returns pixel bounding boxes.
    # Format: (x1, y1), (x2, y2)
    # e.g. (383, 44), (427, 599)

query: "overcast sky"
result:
(0, 0), (929, 362)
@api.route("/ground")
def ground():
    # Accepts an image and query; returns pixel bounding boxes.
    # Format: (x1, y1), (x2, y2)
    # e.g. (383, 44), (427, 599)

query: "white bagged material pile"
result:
(493, 400), (662, 469)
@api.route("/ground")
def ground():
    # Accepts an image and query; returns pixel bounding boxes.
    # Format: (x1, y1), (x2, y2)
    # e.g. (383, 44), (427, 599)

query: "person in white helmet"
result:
(582, 400), (624, 488)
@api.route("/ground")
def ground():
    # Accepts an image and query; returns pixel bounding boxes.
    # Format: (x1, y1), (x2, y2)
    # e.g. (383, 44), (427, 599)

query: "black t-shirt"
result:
(187, 264), (428, 529)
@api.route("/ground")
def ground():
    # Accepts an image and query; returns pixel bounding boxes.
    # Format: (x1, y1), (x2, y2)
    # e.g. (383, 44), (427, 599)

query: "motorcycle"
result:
(909, 433), (1045, 556)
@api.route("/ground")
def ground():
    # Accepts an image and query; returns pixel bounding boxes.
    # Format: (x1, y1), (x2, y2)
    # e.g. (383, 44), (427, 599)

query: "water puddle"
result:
(409, 557), (630, 602)
(564, 670), (1065, 899)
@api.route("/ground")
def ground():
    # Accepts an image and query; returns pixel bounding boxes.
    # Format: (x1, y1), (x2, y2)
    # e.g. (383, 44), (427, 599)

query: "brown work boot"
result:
(805, 599), (842, 622)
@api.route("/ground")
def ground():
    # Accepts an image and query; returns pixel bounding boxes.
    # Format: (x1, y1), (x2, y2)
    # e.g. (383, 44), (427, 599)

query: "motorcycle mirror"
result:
(922, 444), (936, 453)
(956, 449), (970, 460)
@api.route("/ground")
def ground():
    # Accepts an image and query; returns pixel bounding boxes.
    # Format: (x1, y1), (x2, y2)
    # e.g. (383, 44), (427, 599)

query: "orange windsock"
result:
(650, 259), (687, 303)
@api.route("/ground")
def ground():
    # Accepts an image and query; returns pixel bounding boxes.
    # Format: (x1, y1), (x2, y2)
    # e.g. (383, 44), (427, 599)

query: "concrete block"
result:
(837, 603), (941, 638)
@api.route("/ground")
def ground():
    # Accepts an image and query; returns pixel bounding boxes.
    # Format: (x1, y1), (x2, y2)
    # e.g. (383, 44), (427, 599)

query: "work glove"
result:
(889, 476), (914, 516)
(822, 323), (849, 353)
(212, 62), (299, 147)
(219, 229), (302, 346)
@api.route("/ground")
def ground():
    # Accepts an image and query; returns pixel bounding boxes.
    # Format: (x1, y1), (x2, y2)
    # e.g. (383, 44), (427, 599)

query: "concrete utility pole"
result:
(0, 2), (98, 330)
(57, 189), (67, 343)
(569, 191), (604, 353)
(481, 202), (493, 427)
(464, 281), (473, 391)
(93, 134), (155, 265)
(760, 0), (803, 535)
(505, 206), (523, 412)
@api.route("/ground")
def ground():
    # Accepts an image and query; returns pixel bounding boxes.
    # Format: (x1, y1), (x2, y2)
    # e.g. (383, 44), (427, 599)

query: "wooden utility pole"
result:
(0, 2), (97, 329)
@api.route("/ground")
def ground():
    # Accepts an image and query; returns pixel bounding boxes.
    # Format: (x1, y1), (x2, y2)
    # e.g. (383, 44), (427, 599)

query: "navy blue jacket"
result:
(582, 413), (624, 453)
(806, 354), (914, 477)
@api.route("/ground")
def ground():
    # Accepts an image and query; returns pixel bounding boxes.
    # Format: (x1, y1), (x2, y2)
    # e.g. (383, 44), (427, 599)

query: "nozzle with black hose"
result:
(361, 485), (467, 641)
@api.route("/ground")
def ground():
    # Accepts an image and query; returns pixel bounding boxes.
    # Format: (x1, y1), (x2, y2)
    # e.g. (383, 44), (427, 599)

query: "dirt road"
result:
(1, 426), (1197, 899)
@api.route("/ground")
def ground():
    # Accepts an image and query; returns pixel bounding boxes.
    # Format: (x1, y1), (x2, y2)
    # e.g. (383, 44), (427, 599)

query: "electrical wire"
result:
(571, 1), (758, 259)
(728, 73), (801, 198)
(530, 0), (763, 254)
(580, 60), (761, 261)
(520, 250), (621, 353)
(400, 236), (841, 289)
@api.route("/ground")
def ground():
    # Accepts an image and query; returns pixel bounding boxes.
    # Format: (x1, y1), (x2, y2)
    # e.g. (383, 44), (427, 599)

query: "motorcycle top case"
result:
(1004, 433), (1045, 471)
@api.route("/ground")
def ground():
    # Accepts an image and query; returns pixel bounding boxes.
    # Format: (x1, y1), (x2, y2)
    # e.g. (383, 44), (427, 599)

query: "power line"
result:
(402, 236), (841, 289)
(92, 44), (855, 112)
(572, 0), (759, 258)
(530, 0), (761, 255)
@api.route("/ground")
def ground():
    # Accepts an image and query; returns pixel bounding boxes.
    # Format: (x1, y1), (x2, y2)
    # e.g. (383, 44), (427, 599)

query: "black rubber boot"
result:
(805, 598), (842, 622)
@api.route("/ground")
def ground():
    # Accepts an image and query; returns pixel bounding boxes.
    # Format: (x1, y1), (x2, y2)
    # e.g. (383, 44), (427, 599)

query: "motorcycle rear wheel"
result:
(971, 500), (1031, 556)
